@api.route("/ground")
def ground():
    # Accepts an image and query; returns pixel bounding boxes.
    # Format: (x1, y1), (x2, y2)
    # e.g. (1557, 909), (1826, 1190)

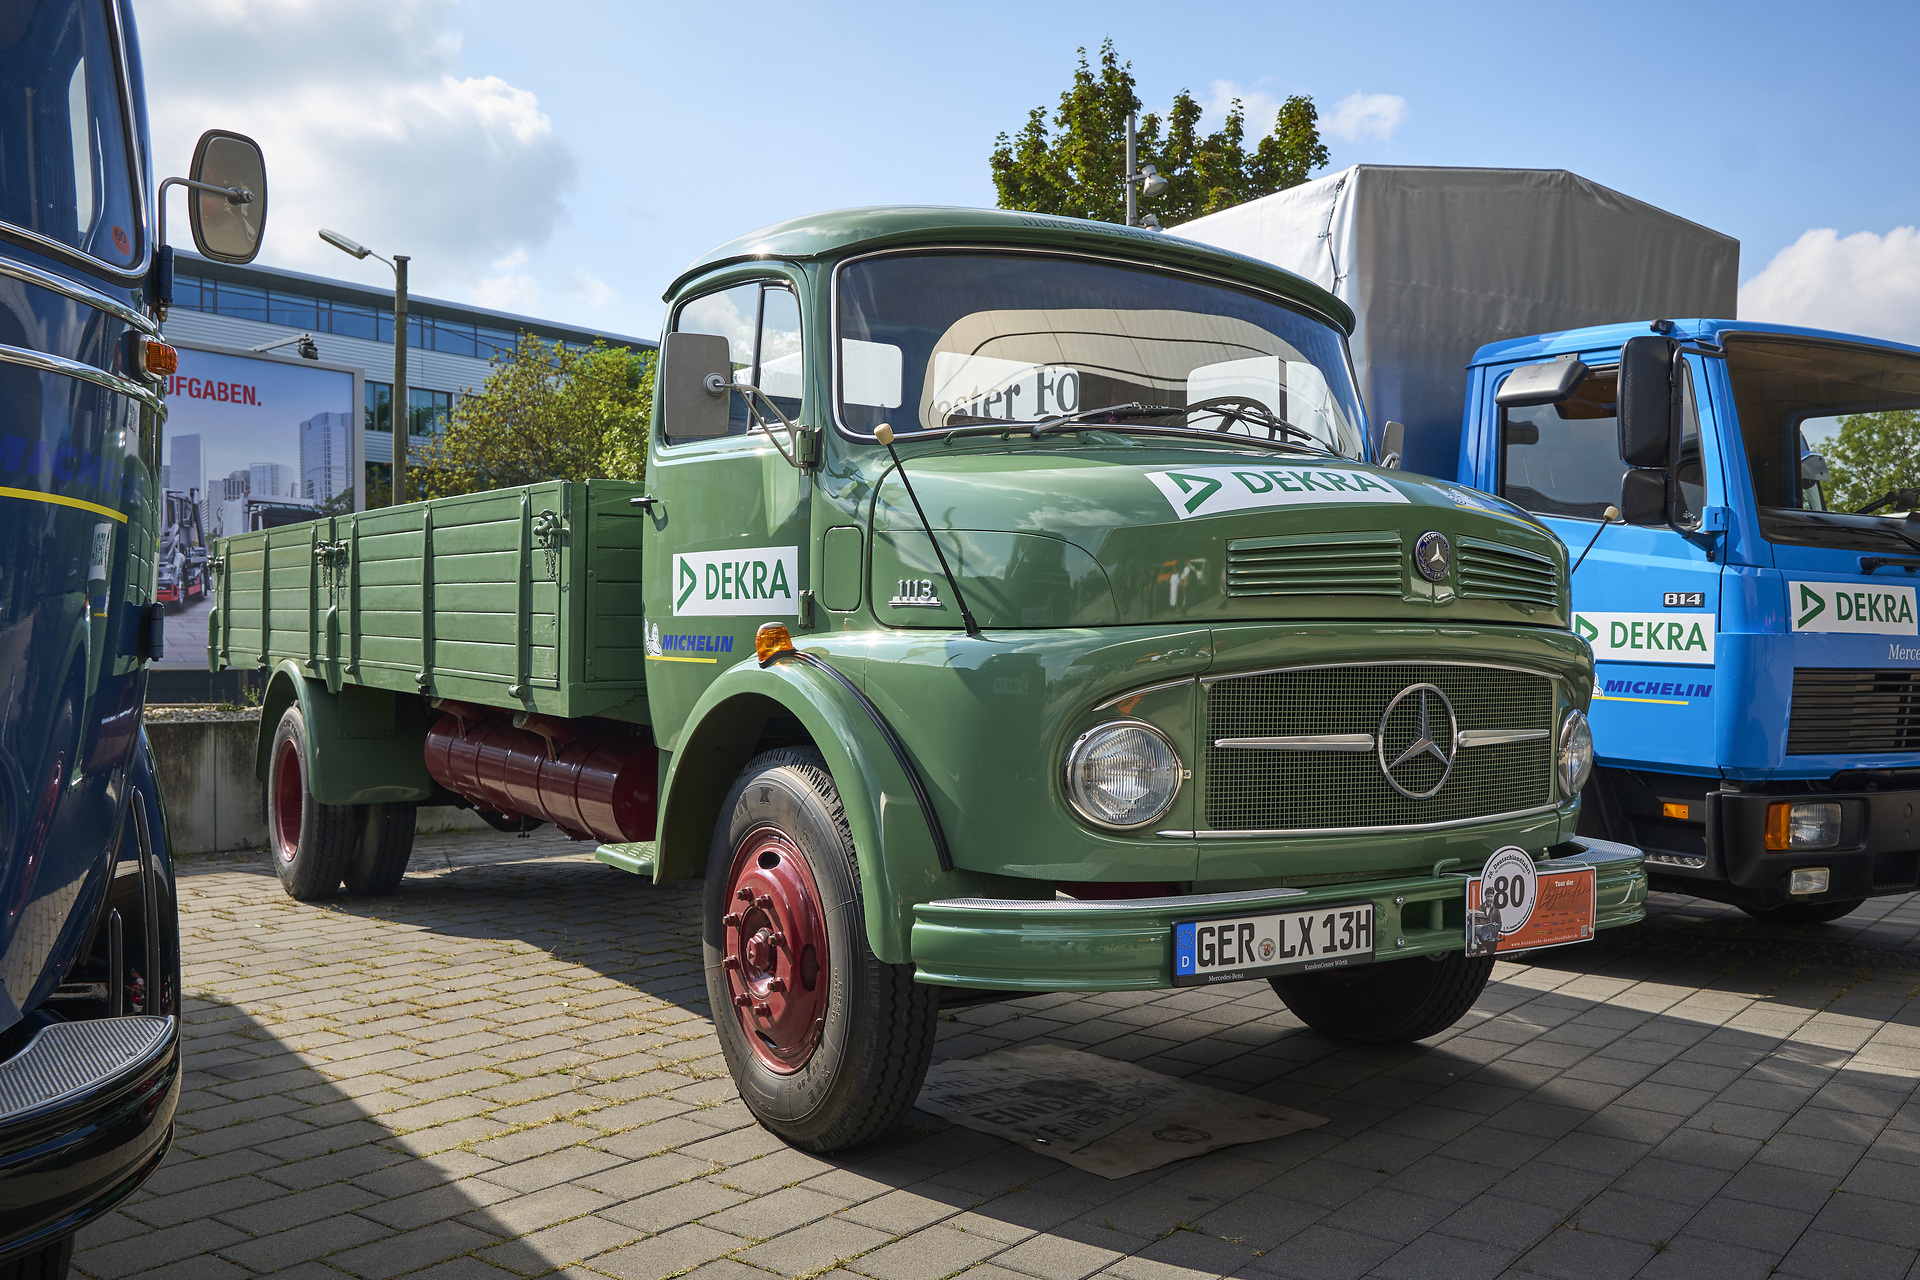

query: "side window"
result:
(669, 281), (804, 444)
(1499, 367), (1621, 519)
(1675, 362), (1704, 523)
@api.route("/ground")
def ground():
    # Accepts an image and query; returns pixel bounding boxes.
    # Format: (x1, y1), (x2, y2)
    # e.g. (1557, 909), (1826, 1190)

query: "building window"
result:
(366, 382), (453, 437)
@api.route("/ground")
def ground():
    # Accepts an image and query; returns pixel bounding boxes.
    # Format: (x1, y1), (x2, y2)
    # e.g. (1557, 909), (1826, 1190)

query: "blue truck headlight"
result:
(1766, 801), (1841, 851)
(1557, 710), (1594, 797)
(1064, 721), (1182, 829)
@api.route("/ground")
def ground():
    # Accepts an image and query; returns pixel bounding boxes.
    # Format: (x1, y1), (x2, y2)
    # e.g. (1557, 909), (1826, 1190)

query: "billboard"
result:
(157, 344), (362, 668)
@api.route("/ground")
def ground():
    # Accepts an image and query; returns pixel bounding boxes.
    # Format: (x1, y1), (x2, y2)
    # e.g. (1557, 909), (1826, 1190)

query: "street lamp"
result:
(250, 333), (319, 360)
(1123, 112), (1168, 231)
(320, 229), (410, 504)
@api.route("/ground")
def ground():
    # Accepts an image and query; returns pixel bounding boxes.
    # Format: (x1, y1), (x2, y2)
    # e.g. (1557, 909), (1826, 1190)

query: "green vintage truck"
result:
(210, 208), (1647, 1151)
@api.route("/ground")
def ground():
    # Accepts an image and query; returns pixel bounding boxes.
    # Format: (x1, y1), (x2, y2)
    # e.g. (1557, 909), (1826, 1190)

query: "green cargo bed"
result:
(210, 479), (650, 722)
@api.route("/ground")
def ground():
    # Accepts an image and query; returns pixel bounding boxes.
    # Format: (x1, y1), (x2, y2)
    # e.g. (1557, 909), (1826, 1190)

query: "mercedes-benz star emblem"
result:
(1414, 530), (1451, 582)
(1377, 683), (1459, 800)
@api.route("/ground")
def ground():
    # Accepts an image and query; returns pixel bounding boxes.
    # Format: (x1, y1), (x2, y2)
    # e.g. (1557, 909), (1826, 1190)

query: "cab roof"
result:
(1470, 317), (1920, 366)
(666, 205), (1356, 333)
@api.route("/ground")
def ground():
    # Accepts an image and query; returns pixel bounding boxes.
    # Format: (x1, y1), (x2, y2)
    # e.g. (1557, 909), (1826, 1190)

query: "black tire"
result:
(0, 1235), (72, 1280)
(343, 801), (418, 896)
(703, 747), (938, 1152)
(1737, 896), (1865, 925)
(1271, 951), (1495, 1043)
(266, 705), (361, 901)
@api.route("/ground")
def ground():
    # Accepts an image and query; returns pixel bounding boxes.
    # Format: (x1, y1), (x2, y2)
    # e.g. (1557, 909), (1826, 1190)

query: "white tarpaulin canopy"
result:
(1172, 165), (1739, 475)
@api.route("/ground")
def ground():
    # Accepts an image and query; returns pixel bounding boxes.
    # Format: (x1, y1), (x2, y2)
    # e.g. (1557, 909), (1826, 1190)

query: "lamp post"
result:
(319, 229), (410, 505)
(1123, 112), (1168, 231)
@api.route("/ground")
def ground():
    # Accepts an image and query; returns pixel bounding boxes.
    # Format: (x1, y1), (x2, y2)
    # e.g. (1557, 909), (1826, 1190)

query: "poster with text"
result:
(156, 345), (360, 667)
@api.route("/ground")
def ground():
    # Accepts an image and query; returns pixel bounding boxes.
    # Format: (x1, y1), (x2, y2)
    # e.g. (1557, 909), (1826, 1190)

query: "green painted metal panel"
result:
(820, 525), (862, 612)
(211, 478), (651, 722)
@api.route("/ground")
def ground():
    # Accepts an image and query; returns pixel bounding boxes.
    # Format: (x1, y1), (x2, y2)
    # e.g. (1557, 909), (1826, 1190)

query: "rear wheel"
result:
(1271, 951), (1494, 1043)
(0, 1234), (71, 1280)
(1736, 896), (1864, 925)
(266, 706), (360, 901)
(704, 747), (938, 1152)
(343, 801), (418, 896)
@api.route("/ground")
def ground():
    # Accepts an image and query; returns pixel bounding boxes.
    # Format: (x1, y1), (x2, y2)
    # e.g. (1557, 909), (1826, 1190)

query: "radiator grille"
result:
(1204, 664), (1556, 831)
(1226, 531), (1402, 597)
(1459, 537), (1559, 609)
(1787, 669), (1920, 755)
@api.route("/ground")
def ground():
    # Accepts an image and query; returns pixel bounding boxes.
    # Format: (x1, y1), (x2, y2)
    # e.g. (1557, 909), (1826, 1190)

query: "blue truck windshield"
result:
(835, 251), (1366, 457)
(0, 0), (142, 269)
(1729, 336), (1920, 548)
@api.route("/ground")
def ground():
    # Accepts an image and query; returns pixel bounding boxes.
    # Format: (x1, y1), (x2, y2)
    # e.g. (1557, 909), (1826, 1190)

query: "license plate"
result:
(1173, 903), (1374, 986)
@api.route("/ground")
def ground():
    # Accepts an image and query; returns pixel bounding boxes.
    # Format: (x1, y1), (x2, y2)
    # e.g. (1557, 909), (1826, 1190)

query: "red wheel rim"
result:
(272, 738), (304, 864)
(721, 826), (830, 1073)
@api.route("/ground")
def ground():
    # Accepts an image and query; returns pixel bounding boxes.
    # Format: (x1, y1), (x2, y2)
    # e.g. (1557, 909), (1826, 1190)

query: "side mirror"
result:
(1378, 420), (1405, 469)
(1617, 336), (1678, 469)
(1620, 467), (1668, 526)
(187, 130), (267, 264)
(1800, 452), (1830, 488)
(661, 333), (734, 439)
(1495, 359), (1588, 408)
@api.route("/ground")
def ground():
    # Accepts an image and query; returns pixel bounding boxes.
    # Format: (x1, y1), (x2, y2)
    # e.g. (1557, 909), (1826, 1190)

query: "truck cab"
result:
(1459, 319), (1920, 921)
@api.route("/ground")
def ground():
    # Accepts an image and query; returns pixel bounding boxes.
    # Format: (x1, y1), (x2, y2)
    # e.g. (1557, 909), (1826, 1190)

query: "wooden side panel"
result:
(583, 480), (651, 711)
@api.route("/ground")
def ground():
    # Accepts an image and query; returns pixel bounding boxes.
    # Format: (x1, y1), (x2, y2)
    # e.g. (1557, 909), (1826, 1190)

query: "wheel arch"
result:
(252, 661), (435, 806)
(655, 658), (951, 963)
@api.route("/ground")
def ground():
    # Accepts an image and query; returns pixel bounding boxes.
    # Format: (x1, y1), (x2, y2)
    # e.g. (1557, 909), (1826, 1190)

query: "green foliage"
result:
(1822, 409), (1920, 512)
(411, 338), (655, 502)
(990, 40), (1329, 225)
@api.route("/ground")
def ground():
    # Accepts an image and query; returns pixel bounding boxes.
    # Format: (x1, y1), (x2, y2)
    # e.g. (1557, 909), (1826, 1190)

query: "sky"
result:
(135, 0), (1920, 345)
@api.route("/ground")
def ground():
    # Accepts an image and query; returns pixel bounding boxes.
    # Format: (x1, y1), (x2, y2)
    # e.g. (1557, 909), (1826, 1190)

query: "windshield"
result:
(835, 251), (1365, 457)
(1729, 335), (1920, 548)
(0, 0), (142, 269)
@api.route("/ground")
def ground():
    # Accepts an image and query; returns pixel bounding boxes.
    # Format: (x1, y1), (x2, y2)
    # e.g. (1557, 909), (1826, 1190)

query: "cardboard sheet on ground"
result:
(918, 1045), (1325, 1178)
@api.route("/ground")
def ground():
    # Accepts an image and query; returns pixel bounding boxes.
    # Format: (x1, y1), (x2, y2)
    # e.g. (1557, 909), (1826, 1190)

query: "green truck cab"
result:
(211, 208), (1647, 1152)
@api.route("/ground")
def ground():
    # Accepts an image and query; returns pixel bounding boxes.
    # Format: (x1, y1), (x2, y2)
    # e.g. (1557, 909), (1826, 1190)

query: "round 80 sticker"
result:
(1479, 846), (1538, 935)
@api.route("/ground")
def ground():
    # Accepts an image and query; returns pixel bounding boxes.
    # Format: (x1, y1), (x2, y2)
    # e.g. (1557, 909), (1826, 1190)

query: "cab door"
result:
(642, 275), (813, 750)
(1490, 353), (1725, 773)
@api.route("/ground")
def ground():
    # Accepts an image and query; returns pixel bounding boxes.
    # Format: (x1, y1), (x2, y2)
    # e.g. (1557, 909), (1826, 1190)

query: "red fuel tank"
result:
(423, 707), (656, 843)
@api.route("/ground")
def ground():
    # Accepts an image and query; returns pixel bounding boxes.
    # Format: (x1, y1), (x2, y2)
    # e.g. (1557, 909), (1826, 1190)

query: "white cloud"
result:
(138, 0), (575, 304)
(1207, 80), (1284, 131)
(1324, 92), (1408, 145)
(1739, 227), (1920, 344)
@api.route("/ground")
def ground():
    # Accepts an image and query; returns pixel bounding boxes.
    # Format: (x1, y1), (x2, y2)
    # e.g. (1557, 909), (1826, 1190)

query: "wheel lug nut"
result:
(733, 994), (750, 1009)
(766, 977), (787, 993)
(722, 912), (742, 927)
(752, 1001), (771, 1017)
(736, 887), (754, 902)
(721, 956), (740, 971)
(768, 932), (785, 948)
(756, 893), (772, 909)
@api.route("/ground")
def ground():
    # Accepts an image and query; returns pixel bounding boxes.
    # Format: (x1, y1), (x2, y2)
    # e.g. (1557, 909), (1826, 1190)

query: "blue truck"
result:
(1182, 165), (1920, 923)
(0, 3), (267, 1273)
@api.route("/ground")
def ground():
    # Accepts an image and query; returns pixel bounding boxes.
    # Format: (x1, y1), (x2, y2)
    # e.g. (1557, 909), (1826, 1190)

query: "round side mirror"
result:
(188, 130), (268, 264)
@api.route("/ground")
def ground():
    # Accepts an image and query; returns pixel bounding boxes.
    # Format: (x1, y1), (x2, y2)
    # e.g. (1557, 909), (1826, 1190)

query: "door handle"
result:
(629, 495), (660, 514)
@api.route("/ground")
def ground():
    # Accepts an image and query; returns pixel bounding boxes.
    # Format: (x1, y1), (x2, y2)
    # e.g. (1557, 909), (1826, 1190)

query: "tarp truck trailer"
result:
(1180, 166), (1920, 923)
(214, 206), (1647, 1154)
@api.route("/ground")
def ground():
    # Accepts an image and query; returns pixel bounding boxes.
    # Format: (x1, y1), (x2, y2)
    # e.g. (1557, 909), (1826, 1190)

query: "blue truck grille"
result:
(1203, 663), (1556, 832)
(1787, 669), (1920, 755)
(1225, 531), (1403, 597)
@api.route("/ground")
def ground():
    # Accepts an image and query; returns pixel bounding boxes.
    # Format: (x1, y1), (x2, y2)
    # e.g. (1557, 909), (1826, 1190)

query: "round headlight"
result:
(1558, 710), (1594, 797)
(1063, 721), (1183, 829)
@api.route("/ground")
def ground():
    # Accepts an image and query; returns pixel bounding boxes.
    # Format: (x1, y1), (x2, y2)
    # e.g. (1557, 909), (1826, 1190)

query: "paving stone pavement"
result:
(74, 827), (1920, 1280)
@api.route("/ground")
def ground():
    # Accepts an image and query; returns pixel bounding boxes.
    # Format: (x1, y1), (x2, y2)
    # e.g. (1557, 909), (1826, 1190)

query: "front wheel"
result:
(703, 747), (938, 1152)
(1271, 951), (1495, 1043)
(266, 706), (361, 901)
(1736, 896), (1865, 925)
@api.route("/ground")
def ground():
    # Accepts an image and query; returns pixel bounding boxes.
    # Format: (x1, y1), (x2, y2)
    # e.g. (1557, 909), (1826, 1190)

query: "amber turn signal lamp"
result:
(140, 339), (178, 379)
(1661, 802), (1689, 820)
(755, 622), (795, 666)
(1763, 802), (1791, 850)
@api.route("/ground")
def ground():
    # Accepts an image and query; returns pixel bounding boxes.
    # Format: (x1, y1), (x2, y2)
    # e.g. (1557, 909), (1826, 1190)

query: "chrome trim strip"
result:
(923, 886), (1308, 913)
(1215, 733), (1374, 752)
(1094, 675), (1197, 712)
(829, 244), (1359, 445)
(0, 259), (155, 334)
(0, 342), (161, 410)
(1156, 802), (1565, 839)
(1201, 657), (1568, 687)
(1456, 728), (1550, 748)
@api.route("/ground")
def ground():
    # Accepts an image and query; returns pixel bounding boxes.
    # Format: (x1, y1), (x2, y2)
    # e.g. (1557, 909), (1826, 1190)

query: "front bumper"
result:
(1714, 789), (1920, 908)
(0, 1016), (180, 1263)
(910, 836), (1646, 992)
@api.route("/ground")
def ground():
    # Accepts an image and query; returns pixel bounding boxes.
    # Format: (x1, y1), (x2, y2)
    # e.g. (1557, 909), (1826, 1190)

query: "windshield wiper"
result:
(1029, 400), (1344, 457)
(1853, 487), (1920, 516)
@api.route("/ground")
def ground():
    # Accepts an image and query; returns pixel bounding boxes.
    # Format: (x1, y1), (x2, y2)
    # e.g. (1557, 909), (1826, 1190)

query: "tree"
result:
(409, 338), (655, 502)
(1822, 410), (1920, 513)
(990, 41), (1329, 226)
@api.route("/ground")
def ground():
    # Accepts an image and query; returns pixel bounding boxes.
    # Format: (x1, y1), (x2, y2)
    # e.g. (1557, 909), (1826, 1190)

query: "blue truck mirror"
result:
(661, 332), (735, 439)
(1620, 466), (1669, 525)
(1618, 336), (1679, 469)
(1495, 359), (1588, 407)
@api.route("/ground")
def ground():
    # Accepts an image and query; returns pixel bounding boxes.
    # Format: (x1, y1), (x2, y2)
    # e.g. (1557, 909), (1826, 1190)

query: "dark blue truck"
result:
(0, 3), (266, 1273)
(1182, 165), (1920, 925)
